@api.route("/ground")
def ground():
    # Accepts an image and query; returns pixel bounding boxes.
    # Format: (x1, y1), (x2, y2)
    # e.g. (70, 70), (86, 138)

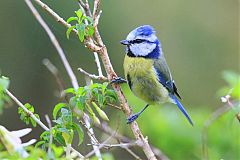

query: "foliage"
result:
(66, 9), (94, 42)
(18, 103), (40, 127)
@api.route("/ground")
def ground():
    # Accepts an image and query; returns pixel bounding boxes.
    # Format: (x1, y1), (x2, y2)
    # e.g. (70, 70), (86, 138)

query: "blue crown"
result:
(136, 25), (155, 36)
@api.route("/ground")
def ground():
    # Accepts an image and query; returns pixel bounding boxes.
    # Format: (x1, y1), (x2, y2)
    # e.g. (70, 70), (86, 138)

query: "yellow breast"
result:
(123, 55), (170, 104)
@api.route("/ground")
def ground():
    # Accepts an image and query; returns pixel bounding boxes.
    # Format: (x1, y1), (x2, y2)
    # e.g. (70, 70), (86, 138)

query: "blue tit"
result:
(119, 25), (193, 125)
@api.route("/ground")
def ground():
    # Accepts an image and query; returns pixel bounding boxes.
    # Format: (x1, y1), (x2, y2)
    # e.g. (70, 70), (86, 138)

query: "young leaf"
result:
(24, 103), (34, 113)
(66, 17), (78, 23)
(53, 103), (66, 120)
(72, 123), (84, 145)
(65, 88), (76, 94)
(76, 23), (85, 42)
(86, 25), (94, 36)
(92, 102), (109, 121)
(66, 25), (76, 39)
(92, 114), (101, 125)
(74, 10), (83, 19)
(35, 141), (45, 148)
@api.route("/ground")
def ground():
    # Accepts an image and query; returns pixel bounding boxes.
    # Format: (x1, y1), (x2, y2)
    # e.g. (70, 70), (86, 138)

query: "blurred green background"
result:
(0, 0), (239, 159)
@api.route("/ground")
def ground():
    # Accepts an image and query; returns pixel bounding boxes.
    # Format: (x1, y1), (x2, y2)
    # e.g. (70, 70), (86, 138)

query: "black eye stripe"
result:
(130, 39), (145, 44)
(129, 39), (154, 44)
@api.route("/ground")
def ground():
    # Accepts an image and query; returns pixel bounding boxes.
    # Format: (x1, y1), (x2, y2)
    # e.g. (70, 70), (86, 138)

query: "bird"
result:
(112, 25), (193, 125)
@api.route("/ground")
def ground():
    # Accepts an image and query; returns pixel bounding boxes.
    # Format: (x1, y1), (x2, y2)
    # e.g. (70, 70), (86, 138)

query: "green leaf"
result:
(66, 16), (78, 23)
(35, 141), (45, 148)
(92, 114), (100, 125)
(30, 117), (37, 127)
(66, 25), (76, 39)
(72, 123), (84, 145)
(86, 103), (94, 116)
(85, 16), (94, 24)
(0, 76), (10, 90)
(76, 23), (85, 42)
(54, 133), (66, 146)
(53, 103), (66, 120)
(75, 10), (83, 19)
(86, 25), (94, 36)
(24, 103), (34, 113)
(92, 102), (109, 121)
(40, 131), (50, 141)
(51, 144), (64, 158)
(65, 88), (76, 94)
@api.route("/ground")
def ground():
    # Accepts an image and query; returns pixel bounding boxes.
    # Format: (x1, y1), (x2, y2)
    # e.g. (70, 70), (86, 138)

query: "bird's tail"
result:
(169, 94), (194, 126)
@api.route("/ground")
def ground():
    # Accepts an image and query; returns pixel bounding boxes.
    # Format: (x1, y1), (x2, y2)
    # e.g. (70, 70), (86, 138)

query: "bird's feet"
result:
(110, 77), (127, 84)
(127, 113), (140, 124)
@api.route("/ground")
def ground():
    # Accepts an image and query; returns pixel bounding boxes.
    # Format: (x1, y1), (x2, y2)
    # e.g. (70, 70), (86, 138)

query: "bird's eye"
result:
(133, 39), (145, 43)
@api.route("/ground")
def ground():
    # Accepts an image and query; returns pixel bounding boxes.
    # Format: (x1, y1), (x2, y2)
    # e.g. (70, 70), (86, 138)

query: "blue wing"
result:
(153, 55), (194, 126)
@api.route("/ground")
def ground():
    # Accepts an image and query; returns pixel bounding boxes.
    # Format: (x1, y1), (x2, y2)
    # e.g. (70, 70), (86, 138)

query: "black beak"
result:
(120, 40), (129, 45)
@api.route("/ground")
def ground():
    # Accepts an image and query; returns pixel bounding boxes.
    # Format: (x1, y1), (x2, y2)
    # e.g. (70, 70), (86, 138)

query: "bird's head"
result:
(120, 25), (162, 59)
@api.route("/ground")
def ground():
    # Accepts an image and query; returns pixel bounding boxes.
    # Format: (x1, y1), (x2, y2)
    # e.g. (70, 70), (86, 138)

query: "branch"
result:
(5, 89), (85, 158)
(24, 0), (102, 159)
(78, 68), (107, 81)
(5, 90), (49, 131)
(31, 0), (168, 159)
(95, 122), (169, 160)
(42, 58), (66, 98)
(45, 115), (53, 156)
(78, 3), (104, 79)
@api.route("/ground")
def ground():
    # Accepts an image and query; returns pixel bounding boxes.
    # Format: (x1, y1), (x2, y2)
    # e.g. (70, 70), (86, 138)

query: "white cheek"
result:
(130, 43), (156, 56)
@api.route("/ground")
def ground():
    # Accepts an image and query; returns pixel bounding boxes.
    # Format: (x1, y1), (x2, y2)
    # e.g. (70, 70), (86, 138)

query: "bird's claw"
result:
(127, 114), (139, 124)
(110, 77), (127, 84)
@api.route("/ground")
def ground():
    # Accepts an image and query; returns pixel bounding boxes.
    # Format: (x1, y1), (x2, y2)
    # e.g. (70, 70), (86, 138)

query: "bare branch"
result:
(26, 0), (79, 89)
(78, 3), (104, 79)
(89, 140), (140, 148)
(106, 103), (122, 110)
(93, 0), (101, 20)
(25, 0), (102, 159)
(31, 0), (169, 159)
(5, 89), (85, 158)
(94, 52), (103, 77)
(78, 68), (107, 81)
(94, 10), (102, 28)
(42, 58), (66, 98)
(95, 122), (169, 160)
(78, 0), (86, 9)
(45, 115), (53, 155)
(123, 147), (142, 160)
(5, 89), (49, 131)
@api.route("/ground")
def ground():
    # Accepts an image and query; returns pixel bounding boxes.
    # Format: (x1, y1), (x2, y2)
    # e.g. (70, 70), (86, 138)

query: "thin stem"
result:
(25, 0), (101, 158)
(25, 0), (79, 90)
(42, 58), (66, 97)
(6, 89), (85, 158)
(5, 90), (49, 131)
(45, 115), (53, 155)
(31, 0), (169, 159)
(78, 68), (107, 81)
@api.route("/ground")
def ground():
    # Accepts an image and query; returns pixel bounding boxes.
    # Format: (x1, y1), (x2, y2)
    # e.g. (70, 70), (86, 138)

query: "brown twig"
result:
(32, 0), (168, 159)
(24, 0), (102, 159)
(95, 122), (169, 160)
